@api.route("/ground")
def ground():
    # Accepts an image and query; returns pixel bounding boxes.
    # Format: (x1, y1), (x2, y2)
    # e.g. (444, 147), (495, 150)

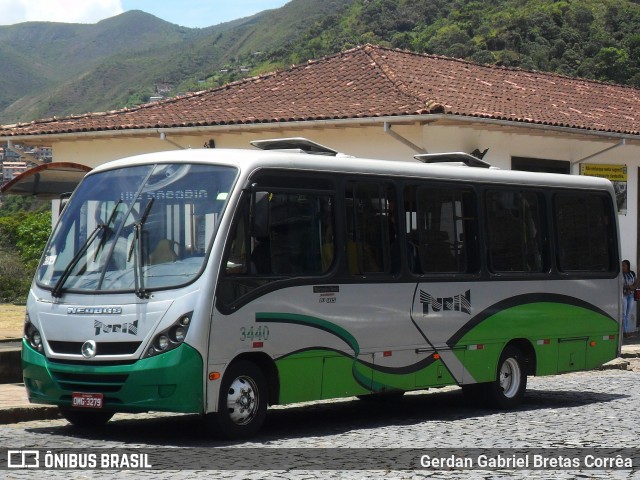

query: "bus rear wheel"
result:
(483, 345), (527, 409)
(208, 360), (267, 439)
(59, 407), (114, 428)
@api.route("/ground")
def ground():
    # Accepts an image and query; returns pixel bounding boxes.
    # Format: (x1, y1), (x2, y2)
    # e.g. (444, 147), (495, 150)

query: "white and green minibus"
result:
(23, 139), (621, 438)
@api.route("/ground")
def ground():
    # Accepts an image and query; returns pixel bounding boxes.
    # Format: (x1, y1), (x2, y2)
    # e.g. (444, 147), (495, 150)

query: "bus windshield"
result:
(37, 163), (237, 295)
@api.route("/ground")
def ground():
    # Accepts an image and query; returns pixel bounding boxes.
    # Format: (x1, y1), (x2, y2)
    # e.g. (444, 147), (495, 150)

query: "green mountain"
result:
(1, 0), (639, 125)
(0, 11), (195, 122)
(271, 0), (640, 86)
(0, 1), (355, 124)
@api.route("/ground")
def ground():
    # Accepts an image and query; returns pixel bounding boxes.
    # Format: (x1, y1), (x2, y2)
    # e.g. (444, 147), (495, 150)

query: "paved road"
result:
(1, 363), (639, 479)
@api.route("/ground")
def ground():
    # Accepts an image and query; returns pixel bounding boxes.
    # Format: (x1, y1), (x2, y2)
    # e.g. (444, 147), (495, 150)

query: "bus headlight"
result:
(156, 335), (170, 351)
(144, 312), (192, 358)
(24, 316), (44, 353)
(170, 325), (186, 343)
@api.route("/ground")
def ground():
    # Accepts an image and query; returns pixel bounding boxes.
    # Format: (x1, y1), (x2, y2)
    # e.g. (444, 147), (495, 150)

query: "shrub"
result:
(0, 249), (31, 303)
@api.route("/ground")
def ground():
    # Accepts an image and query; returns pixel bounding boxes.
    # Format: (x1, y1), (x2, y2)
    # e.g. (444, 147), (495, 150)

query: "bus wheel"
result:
(58, 407), (114, 428)
(209, 360), (267, 439)
(483, 345), (527, 409)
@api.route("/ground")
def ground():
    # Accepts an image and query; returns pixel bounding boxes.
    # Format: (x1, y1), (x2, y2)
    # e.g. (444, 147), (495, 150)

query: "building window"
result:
(512, 157), (570, 174)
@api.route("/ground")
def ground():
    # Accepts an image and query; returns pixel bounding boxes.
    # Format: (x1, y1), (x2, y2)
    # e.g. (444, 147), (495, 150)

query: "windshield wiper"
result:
(93, 200), (122, 261)
(51, 225), (102, 298)
(128, 198), (154, 299)
(51, 200), (123, 298)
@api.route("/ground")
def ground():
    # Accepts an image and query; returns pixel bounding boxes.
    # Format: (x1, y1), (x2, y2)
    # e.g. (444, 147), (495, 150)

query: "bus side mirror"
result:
(251, 191), (270, 238)
(59, 192), (72, 214)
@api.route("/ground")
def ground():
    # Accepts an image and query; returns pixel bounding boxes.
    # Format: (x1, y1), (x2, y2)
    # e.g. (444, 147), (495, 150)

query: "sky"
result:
(0, 0), (291, 28)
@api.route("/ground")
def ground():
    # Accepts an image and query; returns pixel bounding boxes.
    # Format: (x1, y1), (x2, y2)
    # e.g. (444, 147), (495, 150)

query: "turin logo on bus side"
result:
(420, 289), (471, 315)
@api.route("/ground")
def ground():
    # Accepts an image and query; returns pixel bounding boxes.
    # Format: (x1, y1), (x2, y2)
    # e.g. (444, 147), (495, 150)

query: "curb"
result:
(600, 357), (630, 371)
(621, 351), (640, 358)
(0, 406), (60, 425)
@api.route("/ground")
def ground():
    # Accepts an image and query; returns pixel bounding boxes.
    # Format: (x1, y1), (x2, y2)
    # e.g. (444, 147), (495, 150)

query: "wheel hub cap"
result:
(227, 376), (259, 425)
(499, 357), (521, 398)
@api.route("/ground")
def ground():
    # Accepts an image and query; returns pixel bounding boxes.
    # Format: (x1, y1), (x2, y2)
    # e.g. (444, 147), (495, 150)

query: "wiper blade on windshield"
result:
(128, 198), (154, 299)
(51, 224), (103, 298)
(51, 200), (122, 298)
(93, 200), (122, 260)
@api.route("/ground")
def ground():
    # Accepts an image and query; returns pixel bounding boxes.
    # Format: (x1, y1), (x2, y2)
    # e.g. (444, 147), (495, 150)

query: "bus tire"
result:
(483, 345), (527, 409)
(209, 360), (267, 439)
(58, 407), (114, 428)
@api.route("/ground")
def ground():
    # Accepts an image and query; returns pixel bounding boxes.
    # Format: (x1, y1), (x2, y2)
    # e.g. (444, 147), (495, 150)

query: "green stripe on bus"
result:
(258, 312), (458, 402)
(274, 348), (455, 404)
(257, 312), (360, 354)
(452, 301), (619, 382)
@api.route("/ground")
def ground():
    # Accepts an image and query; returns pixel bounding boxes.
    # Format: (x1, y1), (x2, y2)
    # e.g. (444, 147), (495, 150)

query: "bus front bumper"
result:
(22, 341), (204, 414)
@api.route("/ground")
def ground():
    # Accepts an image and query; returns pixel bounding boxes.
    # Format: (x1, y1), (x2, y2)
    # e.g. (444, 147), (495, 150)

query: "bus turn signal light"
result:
(209, 372), (220, 381)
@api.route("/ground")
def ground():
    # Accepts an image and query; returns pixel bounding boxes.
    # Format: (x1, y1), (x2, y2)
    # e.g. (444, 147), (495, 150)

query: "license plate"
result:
(71, 392), (103, 409)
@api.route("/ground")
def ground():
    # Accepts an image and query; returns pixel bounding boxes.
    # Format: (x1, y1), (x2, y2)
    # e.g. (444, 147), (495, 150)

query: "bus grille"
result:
(48, 341), (141, 356)
(50, 371), (129, 393)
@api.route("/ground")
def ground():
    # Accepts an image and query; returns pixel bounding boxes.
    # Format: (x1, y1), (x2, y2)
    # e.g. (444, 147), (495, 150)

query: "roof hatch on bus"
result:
(250, 137), (352, 157)
(414, 152), (498, 169)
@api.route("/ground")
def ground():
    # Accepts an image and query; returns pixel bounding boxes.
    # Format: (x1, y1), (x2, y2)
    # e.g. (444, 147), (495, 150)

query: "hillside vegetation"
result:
(267, 0), (640, 86)
(0, 196), (50, 303)
(0, 0), (639, 125)
(0, 1), (355, 124)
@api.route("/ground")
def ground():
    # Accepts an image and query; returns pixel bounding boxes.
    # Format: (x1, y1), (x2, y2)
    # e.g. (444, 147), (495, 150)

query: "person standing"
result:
(622, 259), (637, 338)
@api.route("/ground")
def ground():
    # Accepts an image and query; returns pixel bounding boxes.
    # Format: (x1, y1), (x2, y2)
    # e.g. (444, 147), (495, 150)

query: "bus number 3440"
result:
(240, 326), (270, 342)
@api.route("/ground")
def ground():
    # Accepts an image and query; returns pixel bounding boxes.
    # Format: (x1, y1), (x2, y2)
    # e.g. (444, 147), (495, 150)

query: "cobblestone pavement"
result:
(2, 361), (640, 480)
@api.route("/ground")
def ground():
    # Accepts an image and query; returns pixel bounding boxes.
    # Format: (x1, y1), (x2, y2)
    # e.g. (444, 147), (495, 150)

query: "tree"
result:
(593, 47), (630, 83)
(16, 211), (51, 269)
(0, 197), (51, 302)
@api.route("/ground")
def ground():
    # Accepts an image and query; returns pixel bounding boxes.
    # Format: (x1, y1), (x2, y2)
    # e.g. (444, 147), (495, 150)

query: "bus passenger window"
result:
(264, 193), (334, 275)
(231, 193), (335, 276)
(220, 190), (335, 304)
(555, 194), (614, 272)
(406, 185), (477, 274)
(345, 182), (396, 275)
(485, 190), (546, 273)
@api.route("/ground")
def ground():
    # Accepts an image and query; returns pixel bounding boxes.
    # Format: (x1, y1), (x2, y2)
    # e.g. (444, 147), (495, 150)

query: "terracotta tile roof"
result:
(1, 44), (639, 137)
